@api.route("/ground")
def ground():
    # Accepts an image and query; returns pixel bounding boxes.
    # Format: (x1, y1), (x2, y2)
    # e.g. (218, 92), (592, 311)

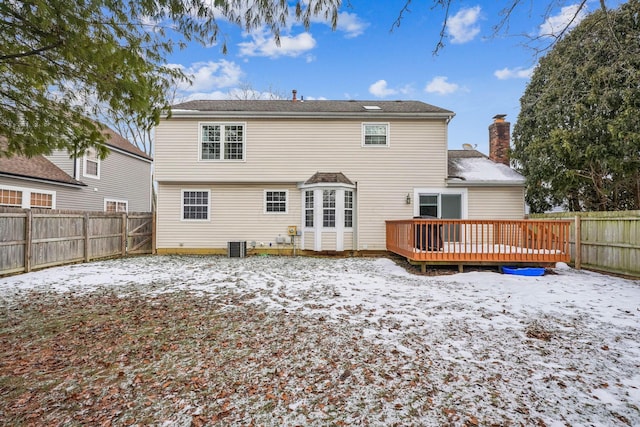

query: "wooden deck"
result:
(386, 219), (571, 270)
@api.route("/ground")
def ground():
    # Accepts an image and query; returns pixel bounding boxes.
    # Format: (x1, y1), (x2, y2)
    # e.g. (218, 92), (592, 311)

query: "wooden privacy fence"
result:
(0, 208), (153, 275)
(532, 211), (640, 277)
(386, 219), (571, 270)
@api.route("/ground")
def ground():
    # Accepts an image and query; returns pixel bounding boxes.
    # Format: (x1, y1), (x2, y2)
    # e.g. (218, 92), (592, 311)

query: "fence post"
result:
(152, 212), (157, 254)
(574, 215), (581, 270)
(24, 210), (32, 273)
(121, 213), (127, 256)
(84, 212), (90, 263)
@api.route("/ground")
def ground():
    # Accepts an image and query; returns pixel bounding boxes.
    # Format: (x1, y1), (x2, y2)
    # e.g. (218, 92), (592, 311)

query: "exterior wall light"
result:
(406, 193), (411, 204)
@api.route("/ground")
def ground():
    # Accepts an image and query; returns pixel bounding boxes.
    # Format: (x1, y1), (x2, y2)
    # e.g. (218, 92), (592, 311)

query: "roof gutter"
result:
(0, 172), (87, 188)
(165, 109), (455, 121)
(446, 179), (525, 187)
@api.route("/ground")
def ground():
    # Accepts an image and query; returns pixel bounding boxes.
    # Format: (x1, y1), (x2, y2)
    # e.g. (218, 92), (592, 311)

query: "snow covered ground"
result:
(1, 255), (639, 426)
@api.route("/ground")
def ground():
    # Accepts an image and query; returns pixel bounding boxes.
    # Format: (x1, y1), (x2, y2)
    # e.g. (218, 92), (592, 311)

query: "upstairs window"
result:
(83, 147), (100, 178)
(201, 123), (245, 160)
(265, 190), (287, 213)
(362, 123), (389, 146)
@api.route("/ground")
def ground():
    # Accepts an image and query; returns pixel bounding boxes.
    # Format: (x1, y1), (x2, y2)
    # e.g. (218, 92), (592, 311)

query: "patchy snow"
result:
(1, 255), (639, 425)
(450, 157), (525, 183)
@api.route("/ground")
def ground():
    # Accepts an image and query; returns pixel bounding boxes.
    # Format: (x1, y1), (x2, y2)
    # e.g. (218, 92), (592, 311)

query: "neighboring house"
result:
(154, 98), (525, 254)
(0, 126), (153, 212)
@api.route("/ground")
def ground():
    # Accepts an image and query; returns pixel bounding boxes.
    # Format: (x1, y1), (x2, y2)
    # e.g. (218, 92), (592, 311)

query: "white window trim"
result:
(180, 189), (211, 221)
(0, 184), (56, 209)
(104, 198), (128, 213)
(83, 148), (101, 179)
(413, 188), (468, 218)
(361, 122), (390, 147)
(198, 122), (247, 162)
(264, 189), (288, 214)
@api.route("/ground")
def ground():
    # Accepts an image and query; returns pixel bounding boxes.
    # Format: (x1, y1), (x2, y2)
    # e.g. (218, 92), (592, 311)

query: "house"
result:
(154, 97), (526, 255)
(0, 126), (153, 212)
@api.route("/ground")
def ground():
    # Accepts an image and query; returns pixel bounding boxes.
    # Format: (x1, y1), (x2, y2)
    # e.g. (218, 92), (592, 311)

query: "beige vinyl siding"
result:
(155, 118), (447, 184)
(157, 183), (301, 249)
(322, 233), (337, 251)
(343, 232), (354, 251)
(303, 232), (314, 250)
(467, 187), (525, 219)
(156, 117), (447, 250)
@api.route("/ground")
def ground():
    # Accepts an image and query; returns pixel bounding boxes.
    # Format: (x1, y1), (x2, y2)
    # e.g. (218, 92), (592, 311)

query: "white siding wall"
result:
(155, 117), (449, 251)
(157, 183), (301, 249)
(467, 187), (525, 219)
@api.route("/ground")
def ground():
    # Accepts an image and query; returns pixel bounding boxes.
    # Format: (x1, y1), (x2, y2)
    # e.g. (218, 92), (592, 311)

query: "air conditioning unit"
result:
(227, 241), (246, 258)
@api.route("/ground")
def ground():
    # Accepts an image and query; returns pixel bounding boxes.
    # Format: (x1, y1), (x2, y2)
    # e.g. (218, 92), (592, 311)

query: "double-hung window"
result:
(182, 190), (209, 220)
(305, 190), (314, 227)
(105, 199), (128, 213)
(344, 190), (353, 227)
(83, 147), (100, 178)
(201, 123), (245, 160)
(362, 123), (389, 146)
(265, 190), (287, 213)
(323, 190), (336, 227)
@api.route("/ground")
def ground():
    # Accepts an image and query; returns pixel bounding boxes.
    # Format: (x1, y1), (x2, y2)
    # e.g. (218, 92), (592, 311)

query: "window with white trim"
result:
(201, 123), (245, 160)
(305, 190), (314, 227)
(30, 192), (53, 209)
(323, 190), (336, 227)
(83, 147), (100, 178)
(0, 186), (55, 209)
(344, 190), (353, 227)
(182, 190), (209, 220)
(265, 190), (287, 213)
(419, 195), (438, 217)
(362, 123), (389, 146)
(0, 188), (22, 207)
(105, 199), (128, 212)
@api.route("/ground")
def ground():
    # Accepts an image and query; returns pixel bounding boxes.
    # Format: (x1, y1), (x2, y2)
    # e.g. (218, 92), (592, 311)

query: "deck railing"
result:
(386, 219), (571, 264)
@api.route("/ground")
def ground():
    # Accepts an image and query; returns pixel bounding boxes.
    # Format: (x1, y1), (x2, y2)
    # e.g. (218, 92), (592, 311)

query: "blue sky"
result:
(167, 0), (624, 155)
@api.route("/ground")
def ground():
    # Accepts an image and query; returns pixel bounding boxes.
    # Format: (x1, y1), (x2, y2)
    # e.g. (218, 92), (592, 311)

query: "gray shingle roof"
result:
(0, 149), (85, 186)
(171, 100), (453, 117)
(304, 172), (354, 186)
(102, 126), (152, 161)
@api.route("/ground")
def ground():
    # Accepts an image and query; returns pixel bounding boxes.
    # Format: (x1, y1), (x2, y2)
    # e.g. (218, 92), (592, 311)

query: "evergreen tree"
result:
(0, 0), (339, 158)
(511, 0), (640, 212)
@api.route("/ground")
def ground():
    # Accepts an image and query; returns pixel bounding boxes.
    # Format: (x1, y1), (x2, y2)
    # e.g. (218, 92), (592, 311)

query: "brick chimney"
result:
(292, 89), (297, 102)
(489, 114), (510, 166)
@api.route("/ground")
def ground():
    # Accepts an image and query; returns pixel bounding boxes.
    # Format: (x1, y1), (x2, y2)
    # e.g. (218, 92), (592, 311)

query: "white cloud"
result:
(174, 60), (243, 93)
(238, 31), (316, 58)
(539, 4), (588, 37)
(369, 80), (398, 97)
(447, 6), (482, 44)
(424, 76), (460, 95)
(494, 66), (535, 80)
(335, 12), (368, 38)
